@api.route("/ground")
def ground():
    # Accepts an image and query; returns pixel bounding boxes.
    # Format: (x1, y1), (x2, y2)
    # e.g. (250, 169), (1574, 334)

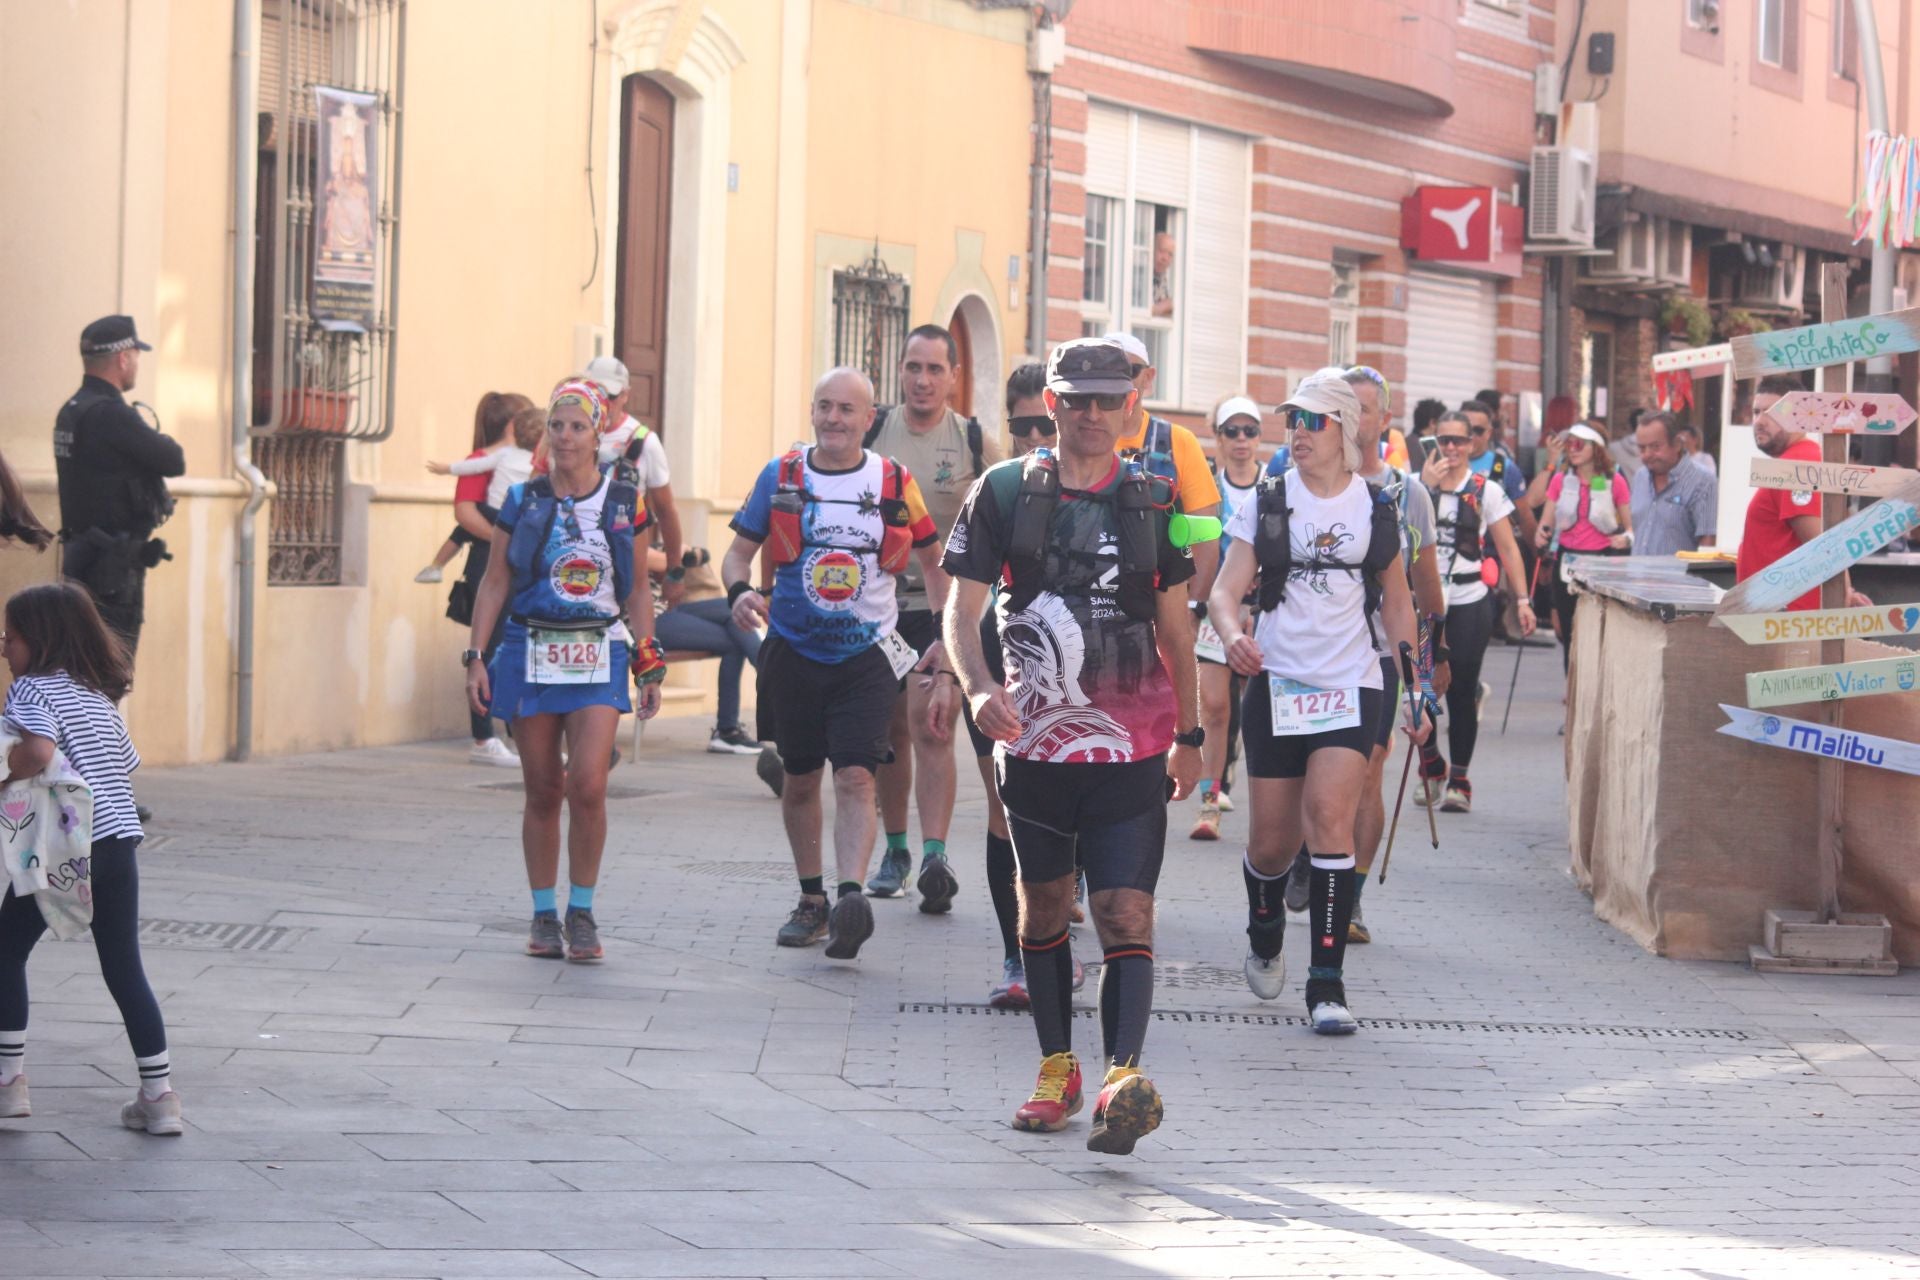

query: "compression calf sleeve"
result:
(986, 833), (1020, 963)
(1099, 946), (1154, 1068)
(1019, 929), (1075, 1057)
(1308, 852), (1358, 979)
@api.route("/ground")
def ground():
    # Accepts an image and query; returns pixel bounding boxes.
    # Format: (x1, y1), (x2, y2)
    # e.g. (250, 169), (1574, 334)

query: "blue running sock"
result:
(531, 887), (557, 916)
(568, 883), (596, 912)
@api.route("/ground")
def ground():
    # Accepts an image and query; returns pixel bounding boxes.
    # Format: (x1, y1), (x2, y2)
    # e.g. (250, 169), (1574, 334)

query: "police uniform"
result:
(54, 317), (185, 652)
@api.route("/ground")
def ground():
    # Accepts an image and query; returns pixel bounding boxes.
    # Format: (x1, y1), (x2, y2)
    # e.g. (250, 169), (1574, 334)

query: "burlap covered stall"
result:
(1566, 595), (1920, 962)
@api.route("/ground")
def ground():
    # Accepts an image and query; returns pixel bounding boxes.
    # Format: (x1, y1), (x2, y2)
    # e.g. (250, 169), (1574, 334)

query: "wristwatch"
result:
(664, 565), (687, 582)
(461, 648), (483, 668)
(1432, 645), (1451, 665)
(1173, 726), (1205, 748)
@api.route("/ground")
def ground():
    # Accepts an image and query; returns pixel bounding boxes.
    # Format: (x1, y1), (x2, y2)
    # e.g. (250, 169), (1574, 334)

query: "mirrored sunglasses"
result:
(1009, 415), (1057, 439)
(1286, 408), (1333, 433)
(1056, 392), (1130, 412)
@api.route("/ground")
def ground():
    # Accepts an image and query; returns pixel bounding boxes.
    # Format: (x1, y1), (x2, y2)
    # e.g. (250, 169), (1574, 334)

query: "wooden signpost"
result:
(1757, 390), (1919, 437)
(1717, 603), (1920, 646)
(1711, 470), (1920, 615)
(1749, 456), (1918, 498)
(1729, 305), (1920, 380)
(1746, 654), (1920, 708)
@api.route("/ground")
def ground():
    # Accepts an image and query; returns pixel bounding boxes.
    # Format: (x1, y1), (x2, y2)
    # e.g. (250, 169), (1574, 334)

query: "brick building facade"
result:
(1039, 0), (1552, 440)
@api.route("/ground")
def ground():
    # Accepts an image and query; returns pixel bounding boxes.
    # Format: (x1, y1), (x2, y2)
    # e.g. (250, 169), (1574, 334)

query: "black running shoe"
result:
(916, 854), (958, 915)
(824, 893), (874, 959)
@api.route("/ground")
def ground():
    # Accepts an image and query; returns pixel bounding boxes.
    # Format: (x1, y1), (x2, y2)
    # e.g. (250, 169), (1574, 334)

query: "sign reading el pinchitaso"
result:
(1730, 307), (1920, 379)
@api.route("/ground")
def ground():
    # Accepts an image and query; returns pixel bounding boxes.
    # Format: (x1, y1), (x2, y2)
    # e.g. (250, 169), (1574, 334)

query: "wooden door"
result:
(616, 76), (673, 428)
(947, 303), (974, 416)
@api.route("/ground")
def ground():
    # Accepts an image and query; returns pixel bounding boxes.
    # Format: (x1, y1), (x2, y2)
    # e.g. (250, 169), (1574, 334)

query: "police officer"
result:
(54, 316), (185, 657)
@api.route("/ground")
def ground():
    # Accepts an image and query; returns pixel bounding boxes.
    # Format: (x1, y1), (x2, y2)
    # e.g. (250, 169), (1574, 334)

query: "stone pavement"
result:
(5, 651), (1920, 1279)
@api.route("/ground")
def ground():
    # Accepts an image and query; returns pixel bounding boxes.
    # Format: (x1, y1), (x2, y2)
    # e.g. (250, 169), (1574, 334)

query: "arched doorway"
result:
(947, 304), (974, 417)
(947, 293), (1002, 434)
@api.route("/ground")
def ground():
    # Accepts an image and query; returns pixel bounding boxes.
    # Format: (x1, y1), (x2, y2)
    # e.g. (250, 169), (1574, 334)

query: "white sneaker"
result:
(1244, 949), (1286, 1001)
(121, 1090), (184, 1135)
(1311, 1001), (1359, 1036)
(0, 1074), (27, 1118)
(469, 738), (519, 767)
(1216, 790), (1234, 813)
(414, 565), (444, 584)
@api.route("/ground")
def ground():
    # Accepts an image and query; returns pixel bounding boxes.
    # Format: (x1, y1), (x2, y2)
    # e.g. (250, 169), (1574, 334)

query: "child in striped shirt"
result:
(0, 582), (179, 1135)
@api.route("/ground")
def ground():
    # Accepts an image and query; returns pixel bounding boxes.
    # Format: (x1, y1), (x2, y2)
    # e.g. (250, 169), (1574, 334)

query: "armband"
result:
(726, 580), (755, 607)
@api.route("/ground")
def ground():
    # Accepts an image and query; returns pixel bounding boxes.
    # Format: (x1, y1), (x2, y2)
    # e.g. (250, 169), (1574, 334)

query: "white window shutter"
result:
(1186, 129), (1249, 410)
(1133, 113), (1191, 206)
(1086, 103), (1129, 195)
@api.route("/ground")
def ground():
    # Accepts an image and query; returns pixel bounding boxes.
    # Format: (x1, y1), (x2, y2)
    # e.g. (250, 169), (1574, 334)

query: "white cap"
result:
(1102, 331), (1152, 368)
(583, 355), (629, 396)
(1213, 396), (1263, 427)
(1566, 423), (1609, 449)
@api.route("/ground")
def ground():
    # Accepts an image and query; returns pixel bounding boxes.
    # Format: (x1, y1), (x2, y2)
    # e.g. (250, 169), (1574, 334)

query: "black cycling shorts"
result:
(1239, 675), (1385, 780)
(756, 636), (899, 776)
(996, 753), (1168, 890)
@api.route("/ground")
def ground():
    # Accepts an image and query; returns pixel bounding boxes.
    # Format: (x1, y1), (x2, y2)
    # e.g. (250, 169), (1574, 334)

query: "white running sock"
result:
(136, 1050), (171, 1100)
(0, 1031), (23, 1084)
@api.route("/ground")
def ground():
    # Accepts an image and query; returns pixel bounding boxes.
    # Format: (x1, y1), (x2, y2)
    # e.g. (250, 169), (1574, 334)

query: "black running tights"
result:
(1442, 594), (1496, 770)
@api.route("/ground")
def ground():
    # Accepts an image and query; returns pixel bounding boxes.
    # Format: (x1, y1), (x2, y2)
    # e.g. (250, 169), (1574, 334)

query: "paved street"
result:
(4, 652), (1920, 1279)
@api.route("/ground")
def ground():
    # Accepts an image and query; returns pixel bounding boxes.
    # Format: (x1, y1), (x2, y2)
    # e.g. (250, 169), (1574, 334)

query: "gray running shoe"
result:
(824, 892), (875, 959)
(526, 913), (564, 959)
(1348, 898), (1371, 944)
(1245, 915), (1287, 1001)
(564, 909), (603, 962)
(776, 897), (829, 948)
(755, 746), (785, 798)
(1282, 849), (1312, 915)
(0, 1074), (28, 1118)
(917, 854), (958, 915)
(121, 1090), (184, 1136)
(867, 849), (911, 898)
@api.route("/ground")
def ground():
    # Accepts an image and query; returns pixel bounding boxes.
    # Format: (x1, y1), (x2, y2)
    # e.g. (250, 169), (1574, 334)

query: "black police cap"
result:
(80, 315), (152, 356)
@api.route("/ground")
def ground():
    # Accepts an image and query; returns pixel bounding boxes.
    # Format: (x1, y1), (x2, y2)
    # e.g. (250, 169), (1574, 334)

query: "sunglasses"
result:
(1469, 425), (1490, 437)
(1216, 424), (1260, 440)
(1055, 392), (1131, 412)
(1434, 435), (1471, 448)
(1009, 414), (1057, 439)
(1286, 408), (1333, 432)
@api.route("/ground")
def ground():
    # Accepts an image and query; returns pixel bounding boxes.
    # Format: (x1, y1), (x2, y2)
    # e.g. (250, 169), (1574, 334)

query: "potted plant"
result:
(253, 342), (368, 432)
(1660, 295), (1713, 346)
(1717, 307), (1772, 339)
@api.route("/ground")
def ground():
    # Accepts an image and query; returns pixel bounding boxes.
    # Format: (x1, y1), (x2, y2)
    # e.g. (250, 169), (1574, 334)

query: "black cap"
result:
(80, 315), (152, 356)
(1045, 338), (1135, 396)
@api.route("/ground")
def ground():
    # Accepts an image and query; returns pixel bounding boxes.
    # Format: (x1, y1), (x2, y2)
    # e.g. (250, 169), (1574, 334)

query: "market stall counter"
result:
(1564, 556), (1920, 963)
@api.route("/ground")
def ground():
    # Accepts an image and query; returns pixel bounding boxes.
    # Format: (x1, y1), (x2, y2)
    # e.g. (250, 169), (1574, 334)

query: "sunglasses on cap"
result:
(1434, 434), (1471, 448)
(1009, 414), (1057, 439)
(1216, 424), (1260, 440)
(1055, 391), (1131, 412)
(1286, 407), (1333, 432)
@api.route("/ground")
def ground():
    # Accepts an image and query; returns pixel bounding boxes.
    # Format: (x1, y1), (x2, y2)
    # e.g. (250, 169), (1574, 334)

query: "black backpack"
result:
(1253, 473), (1401, 645)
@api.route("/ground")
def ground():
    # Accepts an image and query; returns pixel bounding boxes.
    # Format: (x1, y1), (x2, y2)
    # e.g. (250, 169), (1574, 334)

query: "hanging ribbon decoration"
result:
(1654, 369), (1694, 412)
(1851, 130), (1920, 250)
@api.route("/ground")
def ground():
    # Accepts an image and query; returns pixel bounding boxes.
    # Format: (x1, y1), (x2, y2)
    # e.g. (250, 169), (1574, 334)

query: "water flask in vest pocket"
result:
(1480, 552), (1500, 589)
(769, 491), (807, 564)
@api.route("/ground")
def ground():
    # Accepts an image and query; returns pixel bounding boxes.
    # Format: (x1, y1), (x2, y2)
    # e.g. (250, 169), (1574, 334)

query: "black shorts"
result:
(1240, 675), (1385, 780)
(996, 753), (1169, 885)
(755, 636), (899, 776)
(963, 612), (1007, 759)
(1373, 655), (1401, 751)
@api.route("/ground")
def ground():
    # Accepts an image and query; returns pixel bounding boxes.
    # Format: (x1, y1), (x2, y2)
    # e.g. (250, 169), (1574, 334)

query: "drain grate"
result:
(138, 919), (302, 952)
(476, 782), (662, 799)
(899, 1002), (1756, 1042)
(678, 860), (795, 881)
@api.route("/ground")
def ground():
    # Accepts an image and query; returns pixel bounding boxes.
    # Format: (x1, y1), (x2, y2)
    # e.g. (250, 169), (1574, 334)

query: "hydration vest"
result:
(1003, 449), (1171, 624)
(1252, 474), (1400, 635)
(1553, 470), (1621, 536)
(504, 474), (645, 619)
(1122, 415), (1180, 487)
(1434, 473), (1491, 583)
(764, 449), (915, 574)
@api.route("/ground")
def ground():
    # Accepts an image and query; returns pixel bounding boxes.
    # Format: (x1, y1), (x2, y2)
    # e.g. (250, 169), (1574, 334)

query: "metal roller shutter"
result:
(1405, 270), (1498, 415)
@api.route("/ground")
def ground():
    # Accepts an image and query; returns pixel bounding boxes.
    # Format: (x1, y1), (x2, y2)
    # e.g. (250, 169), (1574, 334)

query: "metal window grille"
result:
(254, 436), (344, 587)
(254, 0), (404, 585)
(832, 250), (911, 405)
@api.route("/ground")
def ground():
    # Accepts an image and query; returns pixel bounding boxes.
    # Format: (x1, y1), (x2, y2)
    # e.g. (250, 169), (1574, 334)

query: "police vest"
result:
(764, 449), (915, 575)
(1253, 473), (1400, 633)
(504, 474), (645, 620)
(1003, 449), (1170, 624)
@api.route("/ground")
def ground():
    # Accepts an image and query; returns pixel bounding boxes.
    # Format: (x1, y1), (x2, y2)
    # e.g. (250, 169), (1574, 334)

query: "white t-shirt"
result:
(1224, 470), (1384, 693)
(599, 414), (671, 488)
(1432, 473), (1515, 607)
(448, 445), (535, 509)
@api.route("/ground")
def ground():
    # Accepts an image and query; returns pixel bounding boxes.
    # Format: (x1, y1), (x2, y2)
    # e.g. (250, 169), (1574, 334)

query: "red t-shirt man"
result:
(1735, 437), (1823, 611)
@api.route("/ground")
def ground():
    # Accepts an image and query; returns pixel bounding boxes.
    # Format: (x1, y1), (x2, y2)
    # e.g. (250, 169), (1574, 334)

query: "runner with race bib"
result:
(1208, 369), (1427, 1035)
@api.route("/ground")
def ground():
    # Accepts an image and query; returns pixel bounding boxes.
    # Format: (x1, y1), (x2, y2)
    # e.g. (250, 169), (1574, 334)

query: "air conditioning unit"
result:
(1581, 218), (1658, 283)
(1734, 244), (1805, 309)
(1654, 219), (1693, 288)
(1527, 146), (1596, 249)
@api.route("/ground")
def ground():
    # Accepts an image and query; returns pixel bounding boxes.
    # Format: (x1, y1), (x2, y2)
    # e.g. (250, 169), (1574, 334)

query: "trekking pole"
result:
(1380, 726), (1416, 886)
(1499, 554), (1544, 735)
(1379, 642), (1431, 884)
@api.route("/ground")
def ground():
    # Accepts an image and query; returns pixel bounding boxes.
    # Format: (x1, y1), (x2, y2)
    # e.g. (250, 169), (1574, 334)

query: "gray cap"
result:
(1046, 338), (1135, 396)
